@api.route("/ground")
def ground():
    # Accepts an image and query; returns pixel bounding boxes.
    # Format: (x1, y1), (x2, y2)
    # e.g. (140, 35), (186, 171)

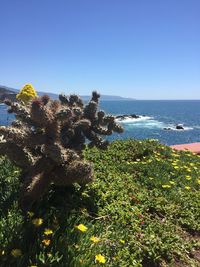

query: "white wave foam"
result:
(193, 125), (200, 129)
(166, 124), (194, 131)
(116, 115), (165, 129)
(116, 115), (194, 131)
(116, 116), (152, 124)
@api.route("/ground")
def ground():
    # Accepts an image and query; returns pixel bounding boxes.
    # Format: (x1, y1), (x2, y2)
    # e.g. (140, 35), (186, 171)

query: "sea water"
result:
(1, 100), (200, 145)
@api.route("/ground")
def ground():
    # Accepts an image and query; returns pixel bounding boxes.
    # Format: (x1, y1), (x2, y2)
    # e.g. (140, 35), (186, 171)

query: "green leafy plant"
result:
(0, 140), (200, 266)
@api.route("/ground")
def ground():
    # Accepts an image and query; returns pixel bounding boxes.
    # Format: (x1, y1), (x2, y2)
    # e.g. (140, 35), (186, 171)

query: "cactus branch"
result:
(1, 86), (123, 210)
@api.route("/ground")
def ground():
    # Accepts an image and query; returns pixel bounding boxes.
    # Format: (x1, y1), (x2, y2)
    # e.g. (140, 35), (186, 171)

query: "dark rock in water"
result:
(163, 124), (184, 130)
(116, 114), (140, 120)
(176, 125), (184, 130)
(131, 114), (140, 119)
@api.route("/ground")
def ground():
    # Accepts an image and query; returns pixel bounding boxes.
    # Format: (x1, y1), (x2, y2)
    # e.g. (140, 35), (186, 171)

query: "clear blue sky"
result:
(0, 0), (199, 99)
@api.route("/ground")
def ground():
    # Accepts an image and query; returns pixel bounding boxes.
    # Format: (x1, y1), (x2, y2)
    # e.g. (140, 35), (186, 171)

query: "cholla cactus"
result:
(16, 84), (38, 104)
(0, 88), (123, 210)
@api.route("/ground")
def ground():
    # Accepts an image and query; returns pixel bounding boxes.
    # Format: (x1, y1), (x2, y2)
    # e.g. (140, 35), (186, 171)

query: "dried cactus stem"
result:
(0, 142), (34, 168)
(52, 161), (94, 186)
(20, 158), (54, 210)
(2, 88), (124, 209)
(20, 172), (52, 211)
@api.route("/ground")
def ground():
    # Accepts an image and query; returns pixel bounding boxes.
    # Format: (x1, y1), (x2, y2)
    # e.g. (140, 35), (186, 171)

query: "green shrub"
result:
(0, 139), (200, 266)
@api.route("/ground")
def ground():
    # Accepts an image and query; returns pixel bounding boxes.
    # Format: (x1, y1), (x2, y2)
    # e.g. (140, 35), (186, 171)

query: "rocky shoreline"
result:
(115, 114), (186, 130)
(115, 114), (141, 120)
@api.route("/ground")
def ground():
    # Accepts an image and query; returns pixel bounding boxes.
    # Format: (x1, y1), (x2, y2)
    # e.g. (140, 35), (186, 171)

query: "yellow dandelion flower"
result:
(75, 224), (88, 232)
(0, 250), (5, 256)
(197, 179), (200, 185)
(11, 249), (22, 257)
(27, 211), (34, 218)
(44, 228), (53, 236)
(185, 186), (191, 190)
(42, 239), (51, 246)
(162, 184), (171, 189)
(95, 254), (106, 264)
(119, 239), (125, 244)
(90, 236), (100, 243)
(32, 218), (43, 227)
(173, 166), (179, 169)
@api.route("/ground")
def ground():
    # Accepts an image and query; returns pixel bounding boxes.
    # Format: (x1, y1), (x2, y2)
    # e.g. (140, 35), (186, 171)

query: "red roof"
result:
(171, 142), (200, 154)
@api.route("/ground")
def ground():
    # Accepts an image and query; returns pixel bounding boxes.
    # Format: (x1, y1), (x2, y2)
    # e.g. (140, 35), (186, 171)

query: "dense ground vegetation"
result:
(0, 139), (200, 266)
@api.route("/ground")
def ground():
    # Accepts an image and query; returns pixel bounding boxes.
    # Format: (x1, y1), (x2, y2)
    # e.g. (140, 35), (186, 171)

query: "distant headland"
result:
(0, 85), (135, 102)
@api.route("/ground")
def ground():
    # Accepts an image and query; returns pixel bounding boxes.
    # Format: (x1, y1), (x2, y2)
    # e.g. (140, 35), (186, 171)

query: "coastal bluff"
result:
(0, 86), (16, 102)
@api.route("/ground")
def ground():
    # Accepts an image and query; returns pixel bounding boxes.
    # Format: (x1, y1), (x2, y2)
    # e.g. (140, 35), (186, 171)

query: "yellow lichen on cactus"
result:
(16, 84), (38, 104)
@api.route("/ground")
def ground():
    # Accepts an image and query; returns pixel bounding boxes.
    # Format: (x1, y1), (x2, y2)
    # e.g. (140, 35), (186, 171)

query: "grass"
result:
(0, 139), (200, 266)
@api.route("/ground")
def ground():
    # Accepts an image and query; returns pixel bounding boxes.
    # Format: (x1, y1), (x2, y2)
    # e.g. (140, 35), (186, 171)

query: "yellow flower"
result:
(32, 218), (43, 227)
(16, 84), (38, 104)
(197, 179), (200, 185)
(90, 236), (100, 243)
(27, 211), (34, 218)
(119, 239), (125, 244)
(42, 239), (51, 246)
(186, 175), (191, 180)
(0, 250), (5, 256)
(11, 249), (22, 257)
(185, 186), (191, 190)
(95, 254), (106, 264)
(44, 228), (53, 236)
(75, 224), (88, 232)
(162, 184), (171, 189)
(173, 166), (179, 169)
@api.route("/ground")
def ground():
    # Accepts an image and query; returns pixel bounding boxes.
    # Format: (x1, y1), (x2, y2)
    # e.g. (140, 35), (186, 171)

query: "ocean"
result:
(1, 100), (200, 145)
